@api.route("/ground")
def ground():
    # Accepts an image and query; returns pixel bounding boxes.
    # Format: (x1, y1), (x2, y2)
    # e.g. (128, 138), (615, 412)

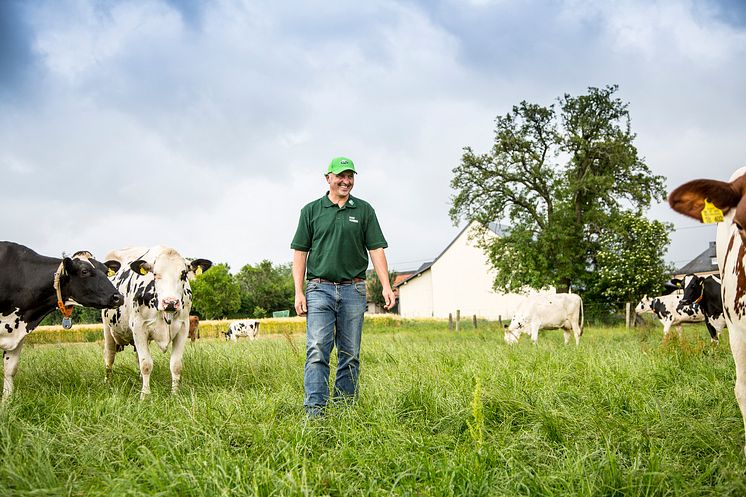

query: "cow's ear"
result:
(104, 260), (121, 277)
(62, 256), (75, 275)
(189, 259), (212, 277)
(669, 177), (744, 221)
(130, 260), (153, 276)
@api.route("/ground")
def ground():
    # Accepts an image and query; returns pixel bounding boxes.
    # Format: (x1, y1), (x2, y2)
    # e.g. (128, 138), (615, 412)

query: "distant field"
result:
(2, 321), (745, 496)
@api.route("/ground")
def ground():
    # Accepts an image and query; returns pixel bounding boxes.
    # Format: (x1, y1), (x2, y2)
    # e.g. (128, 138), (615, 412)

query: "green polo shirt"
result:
(291, 193), (388, 281)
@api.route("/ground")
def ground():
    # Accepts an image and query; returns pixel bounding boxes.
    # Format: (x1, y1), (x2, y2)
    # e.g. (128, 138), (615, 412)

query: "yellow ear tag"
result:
(701, 199), (724, 224)
(107, 268), (116, 277)
(139, 266), (148, 275)
(195, 267), (203, 276)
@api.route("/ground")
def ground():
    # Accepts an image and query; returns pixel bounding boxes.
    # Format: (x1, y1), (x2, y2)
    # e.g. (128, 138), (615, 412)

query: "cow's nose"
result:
(111, 293), (124, 306)
(161, 298), (180, 311)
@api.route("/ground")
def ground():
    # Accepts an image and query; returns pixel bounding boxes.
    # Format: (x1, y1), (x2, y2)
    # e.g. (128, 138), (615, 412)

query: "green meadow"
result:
(1, 319), (745, 496)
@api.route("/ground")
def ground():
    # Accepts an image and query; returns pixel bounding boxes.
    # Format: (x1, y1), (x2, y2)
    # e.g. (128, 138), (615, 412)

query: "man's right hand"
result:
(295, 293), (307, 317)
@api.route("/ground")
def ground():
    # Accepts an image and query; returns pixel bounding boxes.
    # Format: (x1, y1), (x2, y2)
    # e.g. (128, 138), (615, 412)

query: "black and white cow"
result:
(635, 292), (704, 337)
(504, 293), (584, 346)
(669, 166), (746, 454)
(102, 246), (211, 398)
(677, 274), (727, 344)
(224, 320), (260, 341)
(1, 241), (122, 400)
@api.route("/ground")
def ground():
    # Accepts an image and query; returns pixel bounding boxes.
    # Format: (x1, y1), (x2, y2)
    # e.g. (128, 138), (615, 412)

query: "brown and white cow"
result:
(102, 246), (211, 398)
(504, 293), (584, 346)
(669, 166), (746, 454)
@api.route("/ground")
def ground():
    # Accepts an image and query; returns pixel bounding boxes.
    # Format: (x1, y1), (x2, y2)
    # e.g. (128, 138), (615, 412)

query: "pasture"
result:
(1, 319), (745, 496)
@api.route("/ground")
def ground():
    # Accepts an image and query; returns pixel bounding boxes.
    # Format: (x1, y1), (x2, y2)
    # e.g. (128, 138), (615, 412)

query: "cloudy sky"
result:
(2, 0), (745, 274)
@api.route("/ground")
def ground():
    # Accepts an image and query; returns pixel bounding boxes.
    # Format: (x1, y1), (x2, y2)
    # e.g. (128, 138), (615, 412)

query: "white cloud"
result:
(2, 0), (745, 274)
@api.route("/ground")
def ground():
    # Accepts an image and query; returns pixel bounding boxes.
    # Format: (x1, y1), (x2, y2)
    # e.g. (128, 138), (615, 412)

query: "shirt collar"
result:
(322, 192), (357, 208)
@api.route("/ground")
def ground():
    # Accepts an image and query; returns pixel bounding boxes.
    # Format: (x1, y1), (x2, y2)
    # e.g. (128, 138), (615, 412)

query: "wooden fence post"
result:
(456, 310), (460, 332)
(449, 313), (453, 331)
(473, 315), (477, 329)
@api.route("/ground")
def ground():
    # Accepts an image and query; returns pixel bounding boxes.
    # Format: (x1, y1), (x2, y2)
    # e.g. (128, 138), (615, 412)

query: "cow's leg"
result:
(563, 327), (571, 345)
(169, 329), (188, 394)
(103, 324), (118, 384)
(662, 319), (672, 337)
(572, 321), (582, 346)
(132, 332), (153, 399)
(2, 343), (23, 402)
(729, 329), (746, 455)
(676, 323), (684, 338)
(530, 323), (540, 344)
(704, 318), (719, 344)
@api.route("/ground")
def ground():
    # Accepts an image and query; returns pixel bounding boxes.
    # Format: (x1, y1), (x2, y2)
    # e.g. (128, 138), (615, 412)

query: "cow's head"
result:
(61, 251), (123, 308)
(503, 316), (526, 344)
(635, 295), (653, 314)
(129, 249), (212, 316)
(677, 274), (704, 314)
(669, 169), (746, 243)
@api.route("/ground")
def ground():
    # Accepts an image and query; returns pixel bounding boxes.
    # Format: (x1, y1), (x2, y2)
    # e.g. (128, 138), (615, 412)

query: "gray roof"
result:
(676, 241), (718, 274)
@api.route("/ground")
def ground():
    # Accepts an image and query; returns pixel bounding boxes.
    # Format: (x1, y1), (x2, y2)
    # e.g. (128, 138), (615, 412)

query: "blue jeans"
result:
(304, 281), (367, 411)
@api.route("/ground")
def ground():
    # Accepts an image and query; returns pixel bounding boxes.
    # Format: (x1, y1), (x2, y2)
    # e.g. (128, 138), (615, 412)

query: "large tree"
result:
(190, 263), (241, 320)
(235, 260), (295, 318)
(450, 85), (668, 299)
(589, 212), (674, 310)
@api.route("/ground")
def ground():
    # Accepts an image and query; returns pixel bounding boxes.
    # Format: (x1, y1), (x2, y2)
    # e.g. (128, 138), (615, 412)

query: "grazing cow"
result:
(669, 166), (746, 454)
(224, 320), (261, 341)
(101, 246), (211, 398)
(504, 293), (583, 346)
(1, 242), (122, 400)
(635, 292), (704, 337)
(677, 274), (727, 343)
(188, 316), (200, 342)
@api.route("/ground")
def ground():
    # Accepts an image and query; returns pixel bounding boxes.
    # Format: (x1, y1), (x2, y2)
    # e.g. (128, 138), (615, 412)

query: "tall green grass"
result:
(1, 322), (744, 496)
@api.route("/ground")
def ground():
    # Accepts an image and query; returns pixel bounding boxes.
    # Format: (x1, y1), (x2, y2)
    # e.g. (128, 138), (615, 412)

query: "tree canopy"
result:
(450, 85), (670, 303)
(190, 263), (241, 320)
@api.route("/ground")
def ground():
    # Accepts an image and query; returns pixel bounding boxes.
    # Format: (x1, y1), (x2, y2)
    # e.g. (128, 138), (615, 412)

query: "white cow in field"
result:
(504, 293), (584, 346)
(635, 292), (704, 337)
(102, 246), (212, 399)
(224, 320), (260, 341)
(669, 166), (746, 454)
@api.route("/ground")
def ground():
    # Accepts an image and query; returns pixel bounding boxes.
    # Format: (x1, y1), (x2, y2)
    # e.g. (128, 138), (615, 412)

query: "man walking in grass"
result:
(291, 156), (396, 418)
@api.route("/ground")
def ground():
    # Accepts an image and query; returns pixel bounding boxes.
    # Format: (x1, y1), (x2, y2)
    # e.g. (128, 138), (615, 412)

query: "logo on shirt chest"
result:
(348, 216), (358, 223)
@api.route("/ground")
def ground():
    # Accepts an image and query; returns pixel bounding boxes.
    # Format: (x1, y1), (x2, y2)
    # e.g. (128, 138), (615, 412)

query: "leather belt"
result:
(309, 277), (365, 285)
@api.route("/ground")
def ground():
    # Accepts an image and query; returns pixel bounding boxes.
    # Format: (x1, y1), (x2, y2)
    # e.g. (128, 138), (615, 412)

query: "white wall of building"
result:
(397, 268), (433, 317)
(398, 222), (551, 320)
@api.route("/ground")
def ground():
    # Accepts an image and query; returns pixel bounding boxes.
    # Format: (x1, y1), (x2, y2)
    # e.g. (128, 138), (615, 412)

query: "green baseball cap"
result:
(327, 157), (356, 175)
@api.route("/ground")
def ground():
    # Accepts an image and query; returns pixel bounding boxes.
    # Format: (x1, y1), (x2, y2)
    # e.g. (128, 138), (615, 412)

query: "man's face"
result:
(327, 170), (355, 198)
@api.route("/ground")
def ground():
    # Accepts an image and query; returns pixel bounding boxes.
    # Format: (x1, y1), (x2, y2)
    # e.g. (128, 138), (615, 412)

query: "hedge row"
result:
(26, 315), (412, 345)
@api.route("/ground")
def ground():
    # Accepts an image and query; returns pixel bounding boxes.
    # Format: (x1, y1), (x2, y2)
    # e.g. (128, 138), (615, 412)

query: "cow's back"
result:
(654, 293), (704, 324)
(513, 293), (581, 329)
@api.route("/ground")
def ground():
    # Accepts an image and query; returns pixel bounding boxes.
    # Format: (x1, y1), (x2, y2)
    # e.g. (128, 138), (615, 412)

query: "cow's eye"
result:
(736, 222), (744, 231)
(81, 269), (90, 276)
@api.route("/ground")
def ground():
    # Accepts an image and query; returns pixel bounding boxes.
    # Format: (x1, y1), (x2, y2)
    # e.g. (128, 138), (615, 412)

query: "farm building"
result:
(673, 241), (718, 280)
(394, 221), (552, 320)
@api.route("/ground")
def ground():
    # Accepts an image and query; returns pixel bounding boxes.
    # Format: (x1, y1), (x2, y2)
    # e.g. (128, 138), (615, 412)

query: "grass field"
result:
(1, 319), (745, 496)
